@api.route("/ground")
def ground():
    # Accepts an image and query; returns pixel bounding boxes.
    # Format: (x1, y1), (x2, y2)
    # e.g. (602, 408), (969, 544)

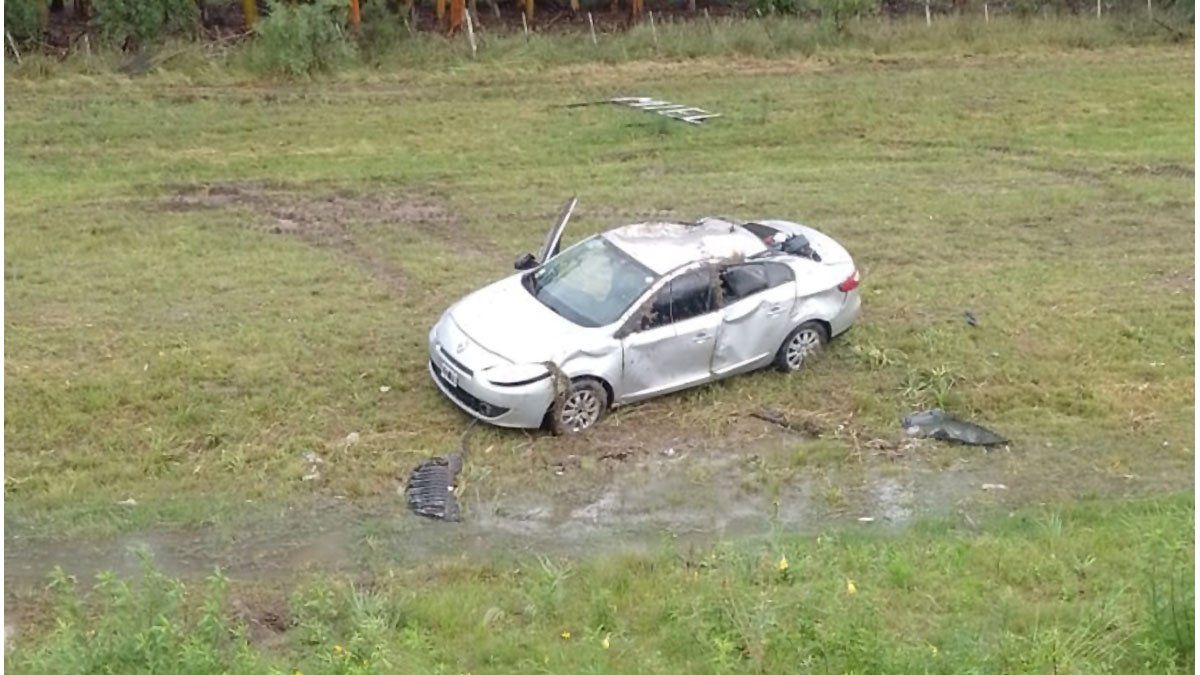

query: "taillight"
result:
(838, 270), (860, 293)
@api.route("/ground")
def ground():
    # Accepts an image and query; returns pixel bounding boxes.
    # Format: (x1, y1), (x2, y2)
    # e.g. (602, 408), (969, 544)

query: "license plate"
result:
(438, 362), (459, 388)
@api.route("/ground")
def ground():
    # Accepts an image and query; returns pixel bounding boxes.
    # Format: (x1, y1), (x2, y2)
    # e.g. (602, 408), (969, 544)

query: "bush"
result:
(357, 0), (409, 65)
(95, 0), (199, 46)
(252, 0), (355, 77)
(5, 0), (43, 44)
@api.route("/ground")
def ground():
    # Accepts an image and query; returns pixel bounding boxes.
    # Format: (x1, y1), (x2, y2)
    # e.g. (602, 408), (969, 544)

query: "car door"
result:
(619, 266), (721, 401)
(711, 262), (797, 376)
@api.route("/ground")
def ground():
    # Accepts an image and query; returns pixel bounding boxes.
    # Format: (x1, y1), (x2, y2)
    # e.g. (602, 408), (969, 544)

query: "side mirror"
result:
(514, 252), (539, 270)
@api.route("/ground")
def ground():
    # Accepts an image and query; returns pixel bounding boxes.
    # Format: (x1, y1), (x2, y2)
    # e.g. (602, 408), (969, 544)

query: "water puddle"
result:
(5, 441), (994, 590)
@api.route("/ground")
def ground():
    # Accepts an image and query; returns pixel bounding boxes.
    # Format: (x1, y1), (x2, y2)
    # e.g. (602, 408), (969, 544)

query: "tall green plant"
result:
(95, 0), (199, 46)
(251, 0), (355, 77)
(4, 0), (43, 44)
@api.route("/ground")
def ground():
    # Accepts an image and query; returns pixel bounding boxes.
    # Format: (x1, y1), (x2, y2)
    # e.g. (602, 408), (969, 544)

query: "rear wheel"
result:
(774, 321), (829, 373)
(550, 378), (608, 435)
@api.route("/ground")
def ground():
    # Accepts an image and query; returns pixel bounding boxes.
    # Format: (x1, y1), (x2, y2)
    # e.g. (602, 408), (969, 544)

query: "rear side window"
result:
(764, 262), (795, 288)
(721, 263), (793, 303)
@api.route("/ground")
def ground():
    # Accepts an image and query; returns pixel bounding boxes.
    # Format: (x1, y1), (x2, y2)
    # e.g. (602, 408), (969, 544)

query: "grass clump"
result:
(94, 0), (199, 47)
(250, 0), (357, 77)
(11, 560), (265, 674)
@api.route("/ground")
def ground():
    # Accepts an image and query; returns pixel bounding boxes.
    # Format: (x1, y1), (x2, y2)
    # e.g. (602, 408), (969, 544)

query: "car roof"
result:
(601, 217), (768, 275)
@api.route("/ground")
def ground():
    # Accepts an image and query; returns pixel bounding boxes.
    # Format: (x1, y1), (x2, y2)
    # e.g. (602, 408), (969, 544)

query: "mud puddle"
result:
(5, 439), (995, 591)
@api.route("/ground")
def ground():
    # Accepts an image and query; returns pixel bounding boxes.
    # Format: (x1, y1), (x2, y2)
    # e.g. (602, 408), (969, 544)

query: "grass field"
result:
(3, 16), (1194, 671)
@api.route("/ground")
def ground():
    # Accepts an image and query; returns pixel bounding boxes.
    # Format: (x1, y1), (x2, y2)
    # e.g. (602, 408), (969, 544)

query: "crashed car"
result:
(428, 198), (861, 434)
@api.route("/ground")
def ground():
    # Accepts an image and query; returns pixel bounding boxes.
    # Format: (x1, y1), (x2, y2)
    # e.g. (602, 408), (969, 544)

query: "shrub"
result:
(5, 0), (43, 44)
(356, 0), (409, 65)
(94, 0), (199, 46)
(252, 0), (355, 77)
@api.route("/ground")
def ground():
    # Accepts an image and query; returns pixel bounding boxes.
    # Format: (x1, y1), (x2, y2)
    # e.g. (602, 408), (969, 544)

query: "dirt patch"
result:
(1124, 162), (1194, 178)
(230, 593), (292, 648)
(163, 181), (467, 292)
(1148, 268), (1194, 294)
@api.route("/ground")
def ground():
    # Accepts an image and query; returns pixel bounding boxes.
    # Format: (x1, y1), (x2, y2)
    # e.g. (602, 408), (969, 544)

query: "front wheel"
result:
(550, 378), (608, 435)
(774, 321), (829, 373)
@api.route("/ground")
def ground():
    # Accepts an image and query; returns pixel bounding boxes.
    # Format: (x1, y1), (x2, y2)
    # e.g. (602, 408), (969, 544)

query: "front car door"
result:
(711, 262), (797, 376)
(618, 266), (721, 401)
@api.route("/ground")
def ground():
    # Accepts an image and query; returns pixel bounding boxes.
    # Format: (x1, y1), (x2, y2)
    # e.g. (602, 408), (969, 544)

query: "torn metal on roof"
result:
(609, 96), (721, 124)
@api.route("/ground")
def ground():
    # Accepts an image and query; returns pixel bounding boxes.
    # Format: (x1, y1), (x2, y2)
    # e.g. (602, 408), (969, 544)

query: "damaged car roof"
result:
(601, 218), (768, 275)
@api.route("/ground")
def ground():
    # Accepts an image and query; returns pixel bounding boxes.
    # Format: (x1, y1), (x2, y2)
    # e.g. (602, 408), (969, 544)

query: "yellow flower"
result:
(333, 644), (345, 655)
(930, 644), (939, 656)
(561, 631), (571, 640)
(846, 579), (857, 595)
(602, 634), (611, 650)
(778, 555), (789, 572)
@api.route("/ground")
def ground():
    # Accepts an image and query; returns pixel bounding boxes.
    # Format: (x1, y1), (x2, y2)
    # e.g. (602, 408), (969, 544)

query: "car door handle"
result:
(693, 332), (711, 343)
(766, 304), (785, 317)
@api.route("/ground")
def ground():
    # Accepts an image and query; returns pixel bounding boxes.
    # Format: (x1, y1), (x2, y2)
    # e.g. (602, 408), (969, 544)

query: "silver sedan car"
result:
(428, 199), (861, 434)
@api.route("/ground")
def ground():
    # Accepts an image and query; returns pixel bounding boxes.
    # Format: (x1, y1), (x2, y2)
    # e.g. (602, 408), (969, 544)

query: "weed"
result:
(250, 0), (356, 77)
(95, 0), (199, 47)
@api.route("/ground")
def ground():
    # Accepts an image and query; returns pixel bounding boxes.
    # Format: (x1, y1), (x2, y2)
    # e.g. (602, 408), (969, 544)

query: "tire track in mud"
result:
(161, 181), (469, 293)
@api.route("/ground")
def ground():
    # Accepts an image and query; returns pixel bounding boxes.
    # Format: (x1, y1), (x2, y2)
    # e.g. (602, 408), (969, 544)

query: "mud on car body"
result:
(428, 198), (861, 434)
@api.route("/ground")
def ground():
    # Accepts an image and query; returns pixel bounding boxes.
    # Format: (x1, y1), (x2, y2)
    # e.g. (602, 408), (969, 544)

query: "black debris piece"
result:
(901, 409), (1007, 447)
(405, 421), (477, 522)
(964, 310), (979, 327)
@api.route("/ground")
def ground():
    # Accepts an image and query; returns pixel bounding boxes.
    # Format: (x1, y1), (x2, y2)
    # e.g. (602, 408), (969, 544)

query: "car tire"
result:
(774, 321), (829, 373)
(550, 378), (608, 435)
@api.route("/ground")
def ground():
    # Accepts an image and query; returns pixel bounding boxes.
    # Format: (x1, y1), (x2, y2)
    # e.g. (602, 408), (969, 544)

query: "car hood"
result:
(449, 274), (592, 364)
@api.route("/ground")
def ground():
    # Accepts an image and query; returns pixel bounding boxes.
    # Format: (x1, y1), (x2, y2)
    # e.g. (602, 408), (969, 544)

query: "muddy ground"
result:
(5, 418), (1175, 593)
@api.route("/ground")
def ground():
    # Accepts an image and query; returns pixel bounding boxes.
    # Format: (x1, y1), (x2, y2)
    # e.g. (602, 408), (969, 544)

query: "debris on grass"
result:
(981, 483), (1008, 491)
(901, 409), (1007, 447)
(749, 409), (825, 437)
(568, 96), (721, 125)
(302, 452), (324, 482)
(116, 498), (137, 507)
(405, 421), (477, 522)
(964, 309), (979, 327)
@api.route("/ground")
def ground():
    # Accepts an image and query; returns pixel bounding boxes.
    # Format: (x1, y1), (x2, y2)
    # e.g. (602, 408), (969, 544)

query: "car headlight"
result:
(484, 363), (552, 387)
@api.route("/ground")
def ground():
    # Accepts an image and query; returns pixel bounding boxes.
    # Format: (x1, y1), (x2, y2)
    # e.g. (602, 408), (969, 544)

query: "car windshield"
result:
(522, 236), (658, 328)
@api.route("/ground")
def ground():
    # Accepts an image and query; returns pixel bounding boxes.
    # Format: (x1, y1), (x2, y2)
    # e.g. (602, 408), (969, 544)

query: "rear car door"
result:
(711, 262), (797, 376)
(619, 266), (721, 400)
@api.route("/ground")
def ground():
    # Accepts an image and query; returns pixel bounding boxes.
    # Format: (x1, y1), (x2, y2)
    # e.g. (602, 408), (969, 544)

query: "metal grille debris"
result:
(404, 421), (477, 522)
(608, 97), (721, 125)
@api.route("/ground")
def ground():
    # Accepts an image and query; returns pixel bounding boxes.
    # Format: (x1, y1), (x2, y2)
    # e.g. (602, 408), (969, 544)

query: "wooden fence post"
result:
(464, 6), (477, 57)
(587, 11), (597, 44)
(242, 0), (258, 29)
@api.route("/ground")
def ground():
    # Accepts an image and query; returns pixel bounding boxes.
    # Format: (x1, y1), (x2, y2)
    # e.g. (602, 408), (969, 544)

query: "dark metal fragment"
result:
(404, 421), (476, 522)
(901, 409), (1007, 447)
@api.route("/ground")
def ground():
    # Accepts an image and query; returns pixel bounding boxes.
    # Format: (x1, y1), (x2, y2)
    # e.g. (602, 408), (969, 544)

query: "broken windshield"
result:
(523, 236), (659, 328)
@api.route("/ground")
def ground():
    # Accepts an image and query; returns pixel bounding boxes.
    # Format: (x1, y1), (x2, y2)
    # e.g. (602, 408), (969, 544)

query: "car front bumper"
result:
(427, 341), (556, 430)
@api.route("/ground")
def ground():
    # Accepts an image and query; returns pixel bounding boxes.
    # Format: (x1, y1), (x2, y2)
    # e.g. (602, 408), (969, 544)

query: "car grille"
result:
(431, 360), (509, 418)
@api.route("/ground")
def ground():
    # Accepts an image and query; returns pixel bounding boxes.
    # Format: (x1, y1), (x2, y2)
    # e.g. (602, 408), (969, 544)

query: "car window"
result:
(670, 268), (715, 322)
(720, 263), (793, 304)
(636, 267), (715, 331)
(764, 262), (794, 288)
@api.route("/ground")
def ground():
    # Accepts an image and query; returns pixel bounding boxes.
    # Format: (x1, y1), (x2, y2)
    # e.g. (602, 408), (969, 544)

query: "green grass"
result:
(3, 17), (1195, 670)
(3, 14), (1185, 81)
(6, 494), (1194, 673)
(6, 33), (1192, 536)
